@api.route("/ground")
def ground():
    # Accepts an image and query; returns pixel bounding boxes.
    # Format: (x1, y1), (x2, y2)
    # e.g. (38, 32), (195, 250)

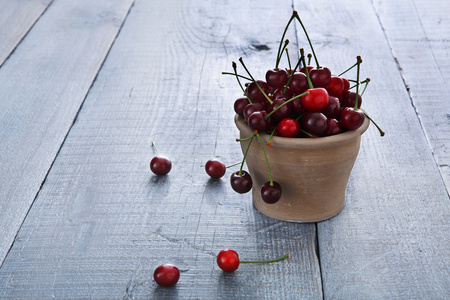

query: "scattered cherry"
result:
(205, 159), (226, 179)
(217, 249), (289, 272)
(153, 263), (180, 287)
(150, 142), (172, 175)
(230, 171), (253, 193)
(260, 181), (282, 204)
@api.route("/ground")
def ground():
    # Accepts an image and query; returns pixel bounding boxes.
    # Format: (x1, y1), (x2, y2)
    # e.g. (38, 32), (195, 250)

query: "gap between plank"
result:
(0, 0), (136, 270)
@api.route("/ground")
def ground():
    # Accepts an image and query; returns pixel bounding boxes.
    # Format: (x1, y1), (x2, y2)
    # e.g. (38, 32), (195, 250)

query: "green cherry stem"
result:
(307, 53), (312, 65)
(236, 134), (255, 175)
(255, 131), (274, 186)
(265, 91), (309, 119)
(221, 72), (252, 81)
(300, 129), (314, 137)
(267, 127), (277, 146)
(239, 57), (273, 104)
(285, 48), (292, 71)
(338, 61), (359, 77)
(295, 14), (320, 68)
(300, 48), (314, 89)
(240, 253), (289, 264)
(226, 162), (242, 169)
(354, 56), (362, 110)
(232, 61), (252, 103)
(283, 49), (304, 94)
(360, 78), (370, 96)
(349, 78), (369, 90)
(151, 141), (161, 156)
(364, 112), (385, 137)
(275, 11), (297, 70)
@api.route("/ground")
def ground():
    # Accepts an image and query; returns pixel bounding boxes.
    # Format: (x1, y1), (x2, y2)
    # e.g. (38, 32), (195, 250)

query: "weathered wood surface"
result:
(0, 0), (53, 67)
(0, 0), (449, 298)
(0, 0), (134, 265)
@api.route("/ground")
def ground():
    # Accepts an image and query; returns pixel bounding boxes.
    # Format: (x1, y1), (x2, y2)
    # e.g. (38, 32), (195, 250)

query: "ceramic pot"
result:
(235, 114), (370, 222)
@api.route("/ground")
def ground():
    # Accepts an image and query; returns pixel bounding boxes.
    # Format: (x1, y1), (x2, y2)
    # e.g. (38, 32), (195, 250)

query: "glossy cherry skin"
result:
(277, 118), (300, 137)
(288, 72), (308, 95)
(246, 80), (270, 102)
(260, 181), (282, 204)
(325, 118), (343, 136)
(302, 111), (328, 135)
(247, 111), (272, 132)
(243, 102), (264, 120)
(217, 249), (240, 272)
(340, 91), (362, 109)
(267, 99), (292, 123)
(266, 69), (289, 89)
(300, 65), (314, 74)
(301, 88), (329, 111)
(272, 87), (293, 101)
(325, 76), (345, 97)
(150, 156), (172, 175)
(153, 264), (180, 287)
(205, 159), (226, 179)
(230, 171), (253, 194)
(340, 108), (365, 130)
(342, 77), (350, 94)
(234, 97), (250, 117)
(309, 67), (331, 87)
(322, 96), (341, 118)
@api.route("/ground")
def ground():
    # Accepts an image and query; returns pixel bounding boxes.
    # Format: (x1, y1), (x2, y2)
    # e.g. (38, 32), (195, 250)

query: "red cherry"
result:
(272, 87), (293, 101)
(301, 88), (329, 111)
(150, 156), (172, 175)
(234, 97), (250, 117)
(288, 72), (308, 95)
(322, 96), (341, 118)
(309, 67), (331, 87)
(340, 108), (365, 130)
(277, 118), (300, 137)
(302, 111), (328, 135)
(205, 159), (226, 179)
(260, 181), (282, 204)
(325, 76), (345, 97)
(340, 91), (362, 109)
(342, 77), (350, 94)
(325, 118), (343, 136)
(265, 69), (289, 89)
(230, 171), (253, 193)
(247, 111), (272, 132)
(267, 99), (292, 123)
(217, 249), (240, 272)
(153, 264), (180, 287)
(246, 80), (270, 102)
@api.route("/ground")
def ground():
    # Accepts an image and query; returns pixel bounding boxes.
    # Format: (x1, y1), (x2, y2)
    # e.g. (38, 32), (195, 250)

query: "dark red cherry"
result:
(340, 91), (362, 109)
(260, 181), (282, 204)
(243, 102), (264, 120)
(234, 97), (250, 117)
(230, 171), (253, 193)
(272, 87), (293, 101)
(300, 65), (314, 74)
(277, 118), (300, 137)
(246, 80), (270, 102)
(217, 249), (240, 272)
(342, 77), (350, 94)
(301, 88), (329, 111)
(288, 72), (308, 95)
(309, 67), (331, 87)
(322, 96), (341, 118)
(325, 76), (345, 97)
(302, 111), (328, 135)
(340, 108), (365, 130)
(325, 118), (343, 136)
(153, 264), (180, 287)
(150, 156), (172, 175)
(265, 69), (289, 89)
(267, 99), (292, 122)
(247, 111), (272, 132)
(290, 97), (306, 114)
(205, 159), (226, 179)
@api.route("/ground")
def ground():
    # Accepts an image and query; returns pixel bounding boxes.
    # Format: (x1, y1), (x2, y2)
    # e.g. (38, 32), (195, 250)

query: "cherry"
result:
(260, 181), (282, 204)
(340, 107), (365, 130)
(266, 69), (289, 89)
(340, 91), (362, 109)
(277, 118), (300, 137)
(234, 97), (250, 117)
(246, 80), (270, 102)
(325, 118), (343, 136)
(309, 67), (331, 87)
(300, 65), (314, 74)
(342, 77), (350, 94)
(288, 72), (308, 95)
(247, 111), (272, 132)
(230, 171), (253, 193)
(243, 102), (264, 120)
(272, 86), (293, 101)
(150, 142), (172, 175)
(267, 99), (292, 122)
(217, 248), (289, 272)
(205, 159), (226, 179)
(302, 111), (328, 135)
(301, 88), (329, 111)
(153, 264), (180, 287)
(322, 96), (341, 118)
(290, 96), (306, 114)
(325, 76), (345, 97)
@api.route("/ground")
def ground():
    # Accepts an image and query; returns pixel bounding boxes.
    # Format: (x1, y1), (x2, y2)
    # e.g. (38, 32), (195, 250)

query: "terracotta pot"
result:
(235, 115), (370, 222)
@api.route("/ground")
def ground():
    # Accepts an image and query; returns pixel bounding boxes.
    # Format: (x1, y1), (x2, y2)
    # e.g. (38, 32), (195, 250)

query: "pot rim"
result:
(234, 113), (370, 150)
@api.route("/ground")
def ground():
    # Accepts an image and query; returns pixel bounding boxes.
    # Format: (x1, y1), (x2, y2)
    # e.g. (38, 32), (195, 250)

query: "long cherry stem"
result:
(237, 134), (255, 175)
(239, 57), (273, 104)
(354, 56), (362, 110)
(232, 61), (252, 103)
(300, 48), (314, 89)
(338, 61), (359, 77)
(360, 78), (370, 96)
(295, 14), (320, 68)
(364, 112), (385, 136)
(255, 131), (274, 186)
(283, 49), (304, 94)
(240, 253), (289, 264)
(267, 127), (277, 146)
(275, 11), (297, 70)
(226, 162), (242, 169)
(221, 72), (252, 81)
(151, 141), (160, 156)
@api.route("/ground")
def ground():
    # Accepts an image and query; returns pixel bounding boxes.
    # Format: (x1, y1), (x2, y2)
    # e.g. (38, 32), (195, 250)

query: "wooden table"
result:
(1, 0), (449, 298)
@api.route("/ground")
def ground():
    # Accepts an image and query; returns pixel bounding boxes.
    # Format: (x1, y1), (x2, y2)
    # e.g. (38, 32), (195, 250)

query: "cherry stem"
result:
(265, 91), (309, 119)
(354, 56), (362, 110)
(255, 131), (274, 186)
(226, 162), (242, 169)
(307, 53), (312, 65)
(283, 49), (304, 94)
(364, 112), (385, 136)
(267, 127), (277, 146)
(349, 78), (369, 90)
(285, 48), (292, 71)
(221, 72), (252, 81)
(295, 14), (320, 68)
(238, 134), (255, 175)
(338, 60), (359, 77)
(276, 39), (290, 70)
(300, 48), (314, 89)
(300, 129), (314, 137)
(240, 253), (289, 264)
(239, 57), (273, 104)
(232, 62), (252, 103)
(275, 11), (297, 70)
(151, 141), (161, 156)
(360, 78), (370, 96)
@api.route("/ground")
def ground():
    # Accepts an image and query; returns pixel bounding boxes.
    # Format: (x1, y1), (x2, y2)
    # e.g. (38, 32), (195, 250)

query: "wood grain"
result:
(0, 0), (134, 265)
(0, 0), (53, 67)
(290, 0), (450, 298)
(0, 0), (323, 298)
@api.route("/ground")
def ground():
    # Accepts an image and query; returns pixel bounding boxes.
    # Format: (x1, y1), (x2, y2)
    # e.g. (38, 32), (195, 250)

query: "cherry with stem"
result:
(217, 248), (289, 272)
(150, 141), (172, 175)
(239, 57), (273, 105)
(230, 134), (255, 193)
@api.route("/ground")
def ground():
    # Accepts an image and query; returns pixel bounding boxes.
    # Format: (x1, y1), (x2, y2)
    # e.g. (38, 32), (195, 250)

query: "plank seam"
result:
(0, 0), (55, 69)
(0, 0), (136, 270)
(315, 223), (325, 300)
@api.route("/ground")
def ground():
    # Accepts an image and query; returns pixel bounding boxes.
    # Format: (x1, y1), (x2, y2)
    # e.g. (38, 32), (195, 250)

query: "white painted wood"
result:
(0, 0), (53, 66)
(0, 0), (134, 266)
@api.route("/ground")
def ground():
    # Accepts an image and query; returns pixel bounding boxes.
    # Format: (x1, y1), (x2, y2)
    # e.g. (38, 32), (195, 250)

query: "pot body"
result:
(235, 115), (369, 222)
